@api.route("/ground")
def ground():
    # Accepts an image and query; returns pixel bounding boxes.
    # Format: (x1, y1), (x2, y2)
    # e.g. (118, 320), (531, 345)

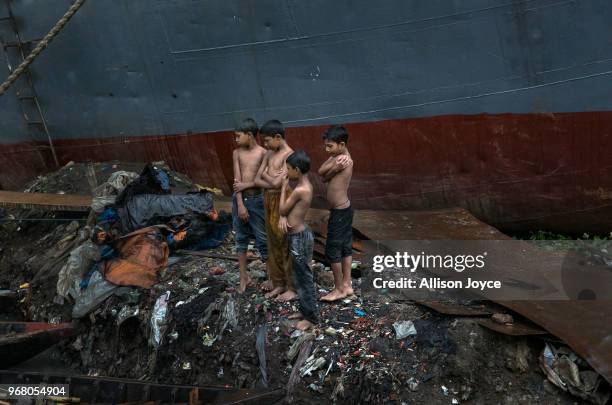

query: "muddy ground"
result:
(0, 162), (601, 404)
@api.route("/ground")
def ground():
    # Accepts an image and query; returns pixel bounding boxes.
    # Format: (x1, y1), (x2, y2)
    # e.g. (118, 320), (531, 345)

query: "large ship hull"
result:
(1, 0), (612, 232)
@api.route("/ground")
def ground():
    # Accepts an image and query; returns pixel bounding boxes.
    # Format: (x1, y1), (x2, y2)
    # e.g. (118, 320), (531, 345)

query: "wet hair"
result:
(236, 118), (258, 136)
(286, 150), (310, 174)
(322, 125), (348, 144)
(260, 119), (285, 139)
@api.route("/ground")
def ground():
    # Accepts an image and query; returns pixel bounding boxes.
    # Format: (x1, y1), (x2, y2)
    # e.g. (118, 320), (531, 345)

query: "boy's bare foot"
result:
(276, 289), (298, 302)
(260, 279), (274, 291)
(265, 286), (284, 299)
(288, 312), (302, 320)
(343, 286), (354, 296)
(238, 276), (253, 294)
(295, 319), (314, 331)
(320, 289), (347, 302)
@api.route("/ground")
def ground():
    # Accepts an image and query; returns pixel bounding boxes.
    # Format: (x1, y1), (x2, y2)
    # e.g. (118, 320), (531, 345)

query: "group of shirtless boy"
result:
(231, 118), (354, 330)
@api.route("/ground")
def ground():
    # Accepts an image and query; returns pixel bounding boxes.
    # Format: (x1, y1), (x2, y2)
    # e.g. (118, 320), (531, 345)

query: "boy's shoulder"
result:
(294, 181), (313, 196)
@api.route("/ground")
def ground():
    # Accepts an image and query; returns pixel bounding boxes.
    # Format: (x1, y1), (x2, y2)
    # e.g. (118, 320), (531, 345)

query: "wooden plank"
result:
(0, 191), (91, 212)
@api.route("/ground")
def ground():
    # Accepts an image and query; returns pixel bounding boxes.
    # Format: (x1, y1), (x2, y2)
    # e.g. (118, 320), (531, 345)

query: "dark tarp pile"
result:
(53, 163), (231, 318)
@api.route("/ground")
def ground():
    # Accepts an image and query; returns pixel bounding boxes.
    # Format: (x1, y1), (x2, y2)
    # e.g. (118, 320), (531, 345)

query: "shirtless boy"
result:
(252, 120), (296, 301)
(231, 118), (268, 293)
(318, 125), (354, 302)
(279, 150), (318, 330)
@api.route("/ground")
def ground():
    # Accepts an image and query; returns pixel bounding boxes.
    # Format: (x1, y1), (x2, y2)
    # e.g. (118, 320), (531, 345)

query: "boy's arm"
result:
(232, 151), (249, 220)
(318, 156), (336, 176)
(321, 156), (353, 182)
(254, 154), (273, 189)
(234, 151), (263, 192)
(279, 179), (302, 217)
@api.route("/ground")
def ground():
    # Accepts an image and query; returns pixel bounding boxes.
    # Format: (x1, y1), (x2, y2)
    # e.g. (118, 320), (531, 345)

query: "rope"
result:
(0, 0), (87, 95)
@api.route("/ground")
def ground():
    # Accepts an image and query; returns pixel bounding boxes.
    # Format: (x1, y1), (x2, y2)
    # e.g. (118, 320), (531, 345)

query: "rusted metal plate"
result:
(4, 112), (612, 233)
(0, 190), (91, 211)
(417, 301), (493, 317)
(347, 208), (612, 385)
(0, 322), (75, 367)
(478, 318), (549, 336)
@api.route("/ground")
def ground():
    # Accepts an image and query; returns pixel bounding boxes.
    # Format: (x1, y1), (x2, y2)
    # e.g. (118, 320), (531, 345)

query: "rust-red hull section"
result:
(1, 112), (611, 233)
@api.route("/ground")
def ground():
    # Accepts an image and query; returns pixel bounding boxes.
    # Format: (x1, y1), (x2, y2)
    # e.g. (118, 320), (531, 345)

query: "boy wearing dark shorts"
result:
(318, 126), (354, 302)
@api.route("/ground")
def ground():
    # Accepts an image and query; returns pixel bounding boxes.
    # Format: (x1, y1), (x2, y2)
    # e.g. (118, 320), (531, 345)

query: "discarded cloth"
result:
(115, 163), (171, 207)
(100, 227), (169, 288)
(56, 240), (101, 298)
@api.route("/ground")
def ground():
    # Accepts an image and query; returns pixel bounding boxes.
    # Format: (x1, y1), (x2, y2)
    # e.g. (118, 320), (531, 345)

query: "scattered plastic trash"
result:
(300, 356), (326, 377)
(393, 320), (417, 339)
(72, 271), (120, 319)
(116, 305), (139, 326)
(256, 325), (269, 388)
(441, 385), (449, 396)
(324, 327), (338, 336)
(202, 333), (215, 347)
(181, 361), (191, 370)
(354, 308), (366, 317)
(287, 332), (315, 361)
(408, 377), (419, 391)
(56, 238), (100, 299)
(150, 291), (171, 348)
(539, 343), (610, 404)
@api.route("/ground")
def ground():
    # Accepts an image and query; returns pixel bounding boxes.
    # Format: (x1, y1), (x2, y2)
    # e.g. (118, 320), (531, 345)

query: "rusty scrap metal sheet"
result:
(0, 190), (91, 211)
(477, 318), (549, 337)
(416, 301), (493, 317)
(346, 208), (612, 385)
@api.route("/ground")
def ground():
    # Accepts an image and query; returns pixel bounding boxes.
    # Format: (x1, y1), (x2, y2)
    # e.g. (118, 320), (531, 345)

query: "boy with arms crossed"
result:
(279, 150), (319, 330)
(318, 125), (354, 302)
(249, 120), (296, 301)
(231, 118), (268, 293)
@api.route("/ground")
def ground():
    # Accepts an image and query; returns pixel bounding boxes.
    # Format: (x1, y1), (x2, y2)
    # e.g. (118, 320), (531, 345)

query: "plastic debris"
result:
(308, 383), (324, 393)
(287, 332), (315, 361)
(408, 377), (419, 391)
(441, 385), (449, 396)
(290, 329), (304, 339)
(181, 361), (191, 370)
(116, 305), (139, 326)
(539, 343), (610, 404)
(393, 320), (418, 339)
(256, 325), (269, 388)
(56, 238), (100, 298)
(72, 271), (120, 319)
(300, 356), (326, 377)
(354, 308), (366, 317)
(202, 333), (216, 347)
(150, 291), (171, 348)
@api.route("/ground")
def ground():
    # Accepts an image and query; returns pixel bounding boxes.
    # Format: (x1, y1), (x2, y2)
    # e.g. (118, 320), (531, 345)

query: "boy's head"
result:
(260, 119), (285, 150)
(322, 125), (349, 155)
(286, 150), (310, 180)
(234, 118), (258, 146)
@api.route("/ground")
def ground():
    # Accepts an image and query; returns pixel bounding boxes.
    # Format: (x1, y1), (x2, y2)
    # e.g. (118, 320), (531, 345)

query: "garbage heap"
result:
(0, 161), (610, 405)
